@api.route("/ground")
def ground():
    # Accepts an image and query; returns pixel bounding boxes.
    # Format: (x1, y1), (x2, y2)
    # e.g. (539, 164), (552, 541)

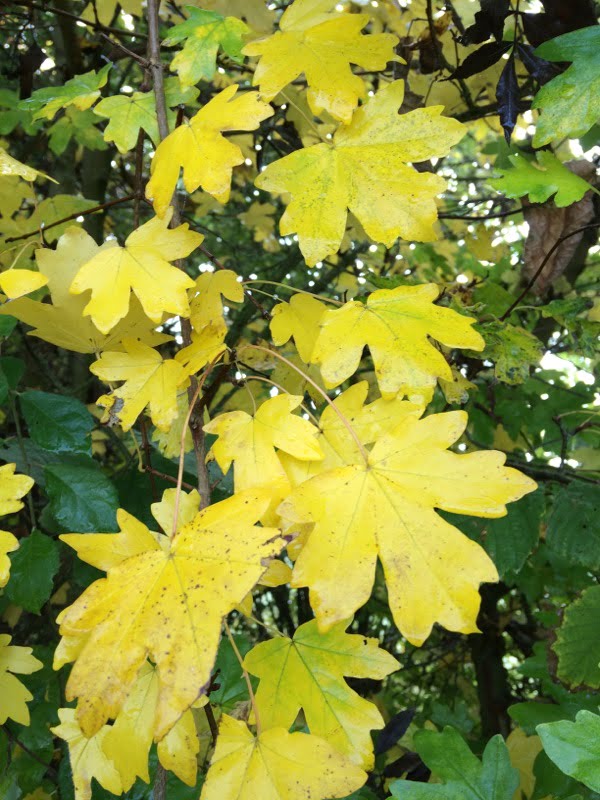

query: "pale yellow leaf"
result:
(0, 634), (43, 725)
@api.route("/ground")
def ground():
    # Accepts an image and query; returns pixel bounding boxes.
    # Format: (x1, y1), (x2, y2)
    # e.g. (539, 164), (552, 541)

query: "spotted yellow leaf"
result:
(0, 228), (172, 354)
(176, 322), (229, 376)
(244, 618), (398, 768)
(0, 634), (43, 725)
(51, 708), (123, 800)
(270, 293), (328, 363)
(279, 410), (537, 645)
(243, 0), (399, 123)
(255, 80), (465, 265)
(90, 338), (190, 432)
(312, 284), (484, 399)
(201, 714), (366, 800)
(69, 209), (203, 333)
(57, 490), (285, 738)
(146, 85), (273, 216)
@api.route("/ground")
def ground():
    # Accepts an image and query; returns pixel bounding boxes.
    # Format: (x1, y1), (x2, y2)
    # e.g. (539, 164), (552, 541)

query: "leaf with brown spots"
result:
(56, 490), (285, 739)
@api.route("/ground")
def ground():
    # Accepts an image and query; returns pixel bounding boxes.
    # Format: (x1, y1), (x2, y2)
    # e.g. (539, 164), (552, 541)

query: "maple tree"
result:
(0, 1), (599, 799)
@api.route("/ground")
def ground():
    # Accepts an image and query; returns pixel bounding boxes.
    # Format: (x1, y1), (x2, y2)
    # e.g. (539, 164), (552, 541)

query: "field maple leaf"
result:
(255, 80), (466, 265)
(204, 394), (323, 496)
(57, 490), (285, 738)
(146, 85), (273, 217)
(51, 709), (123, 800)
(244, 618), (398, 768)
(0, 530), (19, 588)
(0, 634), (42, 725)
(69, 209), (203, 333)
(164, 7), (250, 86)
(278, 410), (537, 645)
(0, 462), (34, 515)
(270, 292), (328, 363)
(20, 64), (111, 121)
(312, 283), (485, 399)
(201, 715), (366, 800)
(189, 269), (244, 331)
(0, 228), (171, 354)
(243, 0), (399, 123)
(90, 338), (190, 432)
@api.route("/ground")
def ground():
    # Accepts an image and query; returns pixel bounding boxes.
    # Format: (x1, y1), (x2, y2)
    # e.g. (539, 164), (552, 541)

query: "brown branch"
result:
(500, 222), (600, 320)
(142, 465), (196, 492)
(439, 206), (524, 221)
(4, 193), (137, 244)
(5, 0), (147, 39)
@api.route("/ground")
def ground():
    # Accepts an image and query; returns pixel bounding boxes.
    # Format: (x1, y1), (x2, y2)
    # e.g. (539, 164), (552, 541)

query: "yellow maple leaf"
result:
(312, 284), (484, 399)
(175, 322), (229, 376)
(280, 381), (420, 486)
(270, 293), (328, 363)
(90, 338), (190, 432)
(244, 618), (398, 768)
(103, 663), (199, 789)
(255, 80), (465, 265)
(146, 85), (273, 217)
(69, 209), (203, 333)
(201, 714), (366, 800)
(204, 394), (323, 498)
(50, 709), (123, 800)
(0, 634), (43, 725)
(152, 392), (194, 458)
(189, 268), (244, 331)
(0, 146), (55, 183)
(0, 530), (19, 588)
(0, 463), (34, 516)
(278, 410), (537, 645)
(0, 268), (48, 300)
(56, 490), (285, 738)
(0, 227), (171, 353)
(243, 0), (399, 123)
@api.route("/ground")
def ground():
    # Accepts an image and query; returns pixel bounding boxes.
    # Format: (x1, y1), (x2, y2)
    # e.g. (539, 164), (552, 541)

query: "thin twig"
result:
(224, 621), (261, 734)
(5, 0), (147, 39)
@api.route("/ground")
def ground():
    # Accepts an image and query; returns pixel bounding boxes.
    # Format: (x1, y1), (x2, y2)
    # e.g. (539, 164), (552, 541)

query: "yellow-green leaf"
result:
(255, 80), (465, 265)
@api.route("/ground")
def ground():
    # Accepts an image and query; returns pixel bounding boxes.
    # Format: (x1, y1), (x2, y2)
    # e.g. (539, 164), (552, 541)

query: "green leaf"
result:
(390, 727), (519, 799)
(533, 26), (600, 146)
(164, 7), (250, 86)
(20, 390), (94, 454)
(477, 321), (543, 385)
(4, 529), (59, 613)
(20, 63), (112, 121)
(489, 151), (594, 207)
(541, 297), (594, 324)
(47, 107), (107, 155)
(93, 77), (199, 153)
(537, 710), (600, 793)
(44, 457), (118, 532)
(553, 585), (600, 690)
(547, 484), (600, 570)
(444, 489), (544, 578)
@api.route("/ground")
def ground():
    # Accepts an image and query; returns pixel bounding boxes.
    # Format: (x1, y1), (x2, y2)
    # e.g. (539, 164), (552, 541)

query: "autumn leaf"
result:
(0, 462), (34, 515)
(279, 410), (536, 645)
(204, 393), (323, 498)
(255, 80), (466, 265)
(243, 0), (399, 123)
(164, 7), (250, 86)
(312, 284), (484, 399)
(0, 146), (55, 183)
(244, 618), (398, 768)
(175, 322), (229, 376)
(0, 530), (19, 588)
(69, 209), (202, 333)
(20, 64), (111, 121)
(0, 634), (43, 725)
(0, 267), (48, 299)
(270, 292), (329, 363)
(280, 381), (420, 486)
(189, 268), (244, 331)
(146, 85), (273, 216)
(50, 709), (123, 800)
(102, 663), (199, 789)
(56, 490), (285, 738)
(201, 715), (367, 800)
(0, 227), (169, 354)
(94, 77), (199, 153)
(90, 338), (190, 432)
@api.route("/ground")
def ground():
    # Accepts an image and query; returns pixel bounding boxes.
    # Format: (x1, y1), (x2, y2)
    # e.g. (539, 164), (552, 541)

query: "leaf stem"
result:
(224, 620), (261, 735)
